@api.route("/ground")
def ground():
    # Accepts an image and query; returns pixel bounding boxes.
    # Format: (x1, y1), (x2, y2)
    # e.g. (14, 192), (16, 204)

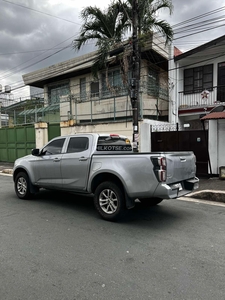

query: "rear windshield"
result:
(97, 136), (132, 151)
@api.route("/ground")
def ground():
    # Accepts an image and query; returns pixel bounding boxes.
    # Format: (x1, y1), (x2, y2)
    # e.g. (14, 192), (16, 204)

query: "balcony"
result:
(60, 81), (169, 124)
(178, 86), (225, 115)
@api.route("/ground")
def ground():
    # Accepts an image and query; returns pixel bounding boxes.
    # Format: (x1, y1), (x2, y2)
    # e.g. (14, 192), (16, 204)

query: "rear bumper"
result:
(153, 177), (199, 199)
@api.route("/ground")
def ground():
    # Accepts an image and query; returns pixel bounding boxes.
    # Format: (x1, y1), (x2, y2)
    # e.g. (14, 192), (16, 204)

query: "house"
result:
(22, 33), (171, 151)
(169, 35), (225, 127)
(169, 35), (225, 175)
(0, 85), (44, 127)
(1, 98), (44, 127)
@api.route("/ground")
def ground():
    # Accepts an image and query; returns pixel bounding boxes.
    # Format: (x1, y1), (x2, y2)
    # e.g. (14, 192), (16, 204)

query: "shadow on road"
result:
(26, 189), (190, 227)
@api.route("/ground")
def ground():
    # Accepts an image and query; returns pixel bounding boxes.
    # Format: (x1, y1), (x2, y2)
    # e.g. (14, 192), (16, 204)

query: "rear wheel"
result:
(94, 181), (126, 221)
(15, 172), (32, 200)
(139, 198), (163, 206)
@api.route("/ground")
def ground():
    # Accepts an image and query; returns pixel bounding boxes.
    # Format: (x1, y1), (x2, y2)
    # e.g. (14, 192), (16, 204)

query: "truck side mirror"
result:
(31, 148), (40, 156)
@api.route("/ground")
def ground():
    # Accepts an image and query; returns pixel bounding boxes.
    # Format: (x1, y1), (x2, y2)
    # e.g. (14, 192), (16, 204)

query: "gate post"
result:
(35, 122), (48, 148)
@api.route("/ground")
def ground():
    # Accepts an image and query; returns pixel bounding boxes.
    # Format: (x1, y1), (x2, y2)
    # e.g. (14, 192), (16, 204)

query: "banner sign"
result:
(97, 145), (132, 151)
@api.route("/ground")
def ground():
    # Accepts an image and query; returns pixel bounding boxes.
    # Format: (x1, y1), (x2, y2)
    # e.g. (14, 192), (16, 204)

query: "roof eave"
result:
(174, 34), (225, 62)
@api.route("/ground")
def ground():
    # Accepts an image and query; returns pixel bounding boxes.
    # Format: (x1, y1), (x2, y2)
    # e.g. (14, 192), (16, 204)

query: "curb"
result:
(1, 169), (13, 175)
(187, 190), (225, 203)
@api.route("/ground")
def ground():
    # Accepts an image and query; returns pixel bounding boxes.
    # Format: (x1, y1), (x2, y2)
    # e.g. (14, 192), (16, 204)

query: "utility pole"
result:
(131, 0), (140, 152)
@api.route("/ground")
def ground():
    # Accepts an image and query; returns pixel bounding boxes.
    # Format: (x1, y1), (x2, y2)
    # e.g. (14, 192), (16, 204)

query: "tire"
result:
(15, 172), (32, 200)
(94, 181), (126, 221)
(139, 197), (163, 206)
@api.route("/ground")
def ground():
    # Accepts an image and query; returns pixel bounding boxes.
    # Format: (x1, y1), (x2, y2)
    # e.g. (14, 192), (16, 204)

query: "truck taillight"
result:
(158, 169), (166, 181)
(158, 157), (166, 168)
(151, 156), (167, 182)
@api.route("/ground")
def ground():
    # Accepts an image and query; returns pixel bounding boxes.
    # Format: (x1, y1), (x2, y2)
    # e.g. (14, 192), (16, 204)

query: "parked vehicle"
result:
(13, 133), (199, 221)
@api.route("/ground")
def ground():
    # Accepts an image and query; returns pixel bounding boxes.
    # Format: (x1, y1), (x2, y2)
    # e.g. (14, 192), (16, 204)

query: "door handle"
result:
(79, 157), (88, 161)
(180, 157), (186, 162)
(53, 158), (61, 162)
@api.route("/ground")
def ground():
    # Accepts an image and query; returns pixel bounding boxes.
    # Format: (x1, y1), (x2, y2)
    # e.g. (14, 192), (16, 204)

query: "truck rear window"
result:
(97, 136), (132, 151)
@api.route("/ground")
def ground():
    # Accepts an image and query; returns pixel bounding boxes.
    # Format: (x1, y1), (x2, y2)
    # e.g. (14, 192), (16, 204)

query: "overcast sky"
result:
(1, 0), (225, 100)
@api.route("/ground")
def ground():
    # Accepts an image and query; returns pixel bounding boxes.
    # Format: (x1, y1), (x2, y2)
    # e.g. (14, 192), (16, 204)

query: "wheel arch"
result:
(13, 167), (29, 182)
(14, 168), (38, 194)
(91, 172), (135, 209)
(91, 172), (124, 193)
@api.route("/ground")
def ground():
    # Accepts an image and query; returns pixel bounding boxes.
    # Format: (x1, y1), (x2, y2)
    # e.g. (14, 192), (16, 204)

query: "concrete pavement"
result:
(0, 162), (14, 175)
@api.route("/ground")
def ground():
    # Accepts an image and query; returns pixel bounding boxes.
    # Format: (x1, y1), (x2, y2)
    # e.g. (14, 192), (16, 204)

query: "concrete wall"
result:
(208, 119), (225, 175)
(34, 119), (168, 152)
(61, 121), (133, 143)
(34, 122), (48, 149)
(208, 120), (218, 174)
(218, 120), (225, 170)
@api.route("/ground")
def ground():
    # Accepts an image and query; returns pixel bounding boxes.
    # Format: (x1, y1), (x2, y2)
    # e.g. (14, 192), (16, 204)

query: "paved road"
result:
(1, 174), (225, 300)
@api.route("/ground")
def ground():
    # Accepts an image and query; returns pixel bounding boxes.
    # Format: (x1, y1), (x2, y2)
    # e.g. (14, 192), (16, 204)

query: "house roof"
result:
(174, 46), (182, 57)
(23, 51), (99, 88)
(23, 33), (169, 88)
(174, 34), (225, 61)
(201, 111), (225, 120)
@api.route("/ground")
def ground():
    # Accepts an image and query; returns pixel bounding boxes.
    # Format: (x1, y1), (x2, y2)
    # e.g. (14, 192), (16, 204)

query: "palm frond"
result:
(73, 0), (174, 77)
(152, 19), (173, 43)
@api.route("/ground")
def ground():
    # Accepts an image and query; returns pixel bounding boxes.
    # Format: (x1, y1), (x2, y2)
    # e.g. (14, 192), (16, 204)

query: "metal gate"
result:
(0, 125), (35, 163)
(151, 130), (209, 176)
(48, 123), (60, 141)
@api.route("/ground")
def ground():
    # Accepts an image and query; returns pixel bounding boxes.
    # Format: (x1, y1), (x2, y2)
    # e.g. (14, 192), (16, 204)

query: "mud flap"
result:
(125, 193), (135, 209)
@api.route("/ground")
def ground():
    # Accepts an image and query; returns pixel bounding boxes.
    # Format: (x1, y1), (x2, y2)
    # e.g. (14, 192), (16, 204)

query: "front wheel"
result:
(139, 198), (163, 206)
(15, 172), (32, 200)
(94, 181), (126, 221)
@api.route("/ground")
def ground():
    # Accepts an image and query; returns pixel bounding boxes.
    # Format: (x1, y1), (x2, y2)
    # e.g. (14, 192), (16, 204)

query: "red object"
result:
(201, 111), (225, 120)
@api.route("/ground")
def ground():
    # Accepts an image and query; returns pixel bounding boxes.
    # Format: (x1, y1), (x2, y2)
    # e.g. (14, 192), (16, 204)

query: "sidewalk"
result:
(1, 162), (225, 202)
(0, 162), (14, 174)
(188, 176), (225, 203)
(198, 176), (225, 191)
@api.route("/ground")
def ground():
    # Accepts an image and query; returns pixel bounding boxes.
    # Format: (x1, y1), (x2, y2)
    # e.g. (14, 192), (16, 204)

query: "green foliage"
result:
(73, 0), (174, 77)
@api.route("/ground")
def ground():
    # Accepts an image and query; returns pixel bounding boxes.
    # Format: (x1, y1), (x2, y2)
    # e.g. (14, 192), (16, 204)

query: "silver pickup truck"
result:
(13, 133), (199, 221)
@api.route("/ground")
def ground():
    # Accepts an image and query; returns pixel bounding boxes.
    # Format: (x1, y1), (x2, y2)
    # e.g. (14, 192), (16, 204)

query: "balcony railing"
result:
(59, 82), (169, 124)
(178, 86), (225, 110)
(2, 82), (169, 126)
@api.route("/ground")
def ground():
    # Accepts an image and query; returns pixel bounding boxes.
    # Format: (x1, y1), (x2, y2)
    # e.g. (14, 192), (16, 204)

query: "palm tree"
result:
(120, 0), (174, 87)
(73, 0), (173, 78)
(124, 0), (174, 43)
(73, 3), (129, 78)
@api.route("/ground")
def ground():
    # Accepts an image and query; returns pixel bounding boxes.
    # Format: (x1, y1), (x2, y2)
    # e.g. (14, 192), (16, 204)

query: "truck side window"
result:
(42, 138), (65, 155)
(67, 137), (89, 153)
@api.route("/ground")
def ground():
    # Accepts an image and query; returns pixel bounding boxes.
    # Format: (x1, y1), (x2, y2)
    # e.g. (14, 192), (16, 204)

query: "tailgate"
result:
(165, 152), (196, 184)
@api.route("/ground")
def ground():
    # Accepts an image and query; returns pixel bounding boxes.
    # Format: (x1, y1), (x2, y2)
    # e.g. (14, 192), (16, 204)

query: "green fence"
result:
(48, 123), (60, 141)
(0, 125), (35, 162)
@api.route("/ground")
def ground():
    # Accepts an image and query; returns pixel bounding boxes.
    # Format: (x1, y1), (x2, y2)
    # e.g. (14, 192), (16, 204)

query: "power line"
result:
(0, 34), (79, 81)
(9, 45), (225, 98)
(172, 6), (225, 29)
(1, 0), (81, 25)
(6, 31), (225, 93)
(2, 3), (225, 90)
(7, 36), (225, 93)
(174, 23), (225, 41)
(0, 47), (72, 56)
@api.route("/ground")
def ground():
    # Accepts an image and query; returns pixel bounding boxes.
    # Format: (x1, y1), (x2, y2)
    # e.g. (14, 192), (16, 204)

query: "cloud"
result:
(164, 0), (225, 51)
(0, 0), (83, 89)
(1, 0), (225, 98)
